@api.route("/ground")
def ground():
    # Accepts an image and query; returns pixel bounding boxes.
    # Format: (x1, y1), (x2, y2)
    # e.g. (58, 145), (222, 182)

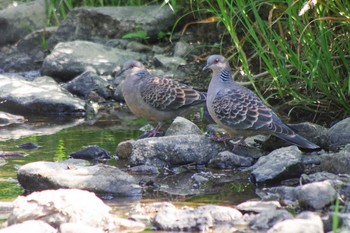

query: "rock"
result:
(60, 223), (104, 233)
(250, 209), (293, 230)
(153, 203), (242, 231)
(236, 200), (281, 213)
(128, 165), (159, 175)
(0, 151), (28, 158)
(129, 135), (226, 167)
(126, 41), (152, 52)
(0, 111), (26, 127)
(17, 161), (141, 197)
(296, 180), (337, 209)
(164, 117), (203, 136)
(69, 145), (111, 161)
(173, 41), (192, 57)
(320, 146), (350, 174)
(0, 220), (56, 233)
(300, 172), (345, 184)
(0, 201), (13, 220)
(267, 211), (323, 233)
(116, 139), (135, 159)
(48, 6), (175, 47)
(153, 55), (186, 70)
(250, 146), (304, 183)
(41, 40), (145, 82)
(63, 71), (113, 100)
(208, 150), (254, 169)
(0, 75), (85, 116)
(328, 117), (350, 151)
(256, 186), (298, 206)
(6, 189), (145, 232)
(16, 142), (40, 150)
(0, 0), (47, 46)
(263, 122), (327, 150)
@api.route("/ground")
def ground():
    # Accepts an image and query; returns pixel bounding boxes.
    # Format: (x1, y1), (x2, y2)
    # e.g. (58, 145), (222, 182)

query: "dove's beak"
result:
(202, 64), (209, 71)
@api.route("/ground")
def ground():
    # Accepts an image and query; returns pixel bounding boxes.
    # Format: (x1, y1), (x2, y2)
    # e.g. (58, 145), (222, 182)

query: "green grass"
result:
(200, 0), (350, 118)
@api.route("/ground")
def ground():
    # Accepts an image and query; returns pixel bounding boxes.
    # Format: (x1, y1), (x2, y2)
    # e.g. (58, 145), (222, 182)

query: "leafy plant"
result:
(122, 31), (149, 39)
(200, 0), (350, 119)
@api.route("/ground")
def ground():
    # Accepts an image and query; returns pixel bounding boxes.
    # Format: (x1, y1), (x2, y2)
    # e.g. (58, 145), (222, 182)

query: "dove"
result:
(203, 54), (319, 149)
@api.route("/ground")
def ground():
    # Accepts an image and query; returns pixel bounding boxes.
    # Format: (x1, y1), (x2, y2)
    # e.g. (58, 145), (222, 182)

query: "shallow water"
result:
(0, 113), (258, 212)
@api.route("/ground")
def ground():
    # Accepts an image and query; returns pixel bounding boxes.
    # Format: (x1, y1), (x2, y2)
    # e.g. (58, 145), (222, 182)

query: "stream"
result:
(0, 109), (258, 215)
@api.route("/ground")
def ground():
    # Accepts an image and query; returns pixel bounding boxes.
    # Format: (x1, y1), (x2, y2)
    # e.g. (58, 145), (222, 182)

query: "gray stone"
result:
(116, 139), (135, 159)
(153, 203), (242, 231)
(17, 161), (141, 197)
(41, 40), (146, 82)
(154, 54), (186, 70)
(128, 165), (159, 175)
(48, 6), (175, 47)
(236, 200), (281, 213)
(328, 118), (350, 151)
(267, 211), (323, 233)
(250, 209), (293, 230)
(6, 189), (145, 232)
(129, 134), (226, 167)
(165, 117), (203, 136)
(0, 220), (56, 233)
(208, 150), (254, 169)
(0, 112), (25, 127)
(250, 146), (304, 183)
(0, 75), (85, 116)
(126, 41), (152, 52)
(256, 186), (298, 206)
(296, 180), (337, 209)
(0, 0), (47, 46)
(173, 41), (192, 57)
(63, 71), (113, 100)
(320, 146), (350, 174)
(263, 122), (327, 150)
(300, 172), (345, 184)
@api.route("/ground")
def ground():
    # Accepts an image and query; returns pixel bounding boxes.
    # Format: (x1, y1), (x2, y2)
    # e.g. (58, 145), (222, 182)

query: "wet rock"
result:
(267, 211), (323, 233)
(63, 71), (113, 100)
(16, 142), (40, 150)
(0, 220), (56, 233)
(153, 202), (242, 231)
(0, 112), (26, 127)
(263, 122), (327, 150)
(256, 186), (298, 206)
(296, 180), (337, 209)
(69, 145), (111, 161)
(300, 171), (344, 184)
(5, 189), (145, 232)
(164, 116), (203, 136)
(116, 139), (135, 159)
(41, 40), (145, 82)
(250, 209), (293, 231)
(17, 161), (141, 197)
(250, 146), (304, 183)
(0, 0), (47, 46)
(128, 165), (159, 175)
(208, 150), (254, 169)
(236, 200), (281, 213)
(48, 6), (175, 47)
(129, 134), (226, 167)
(328, 117), (350, 151)
(0, 151), (28, 158)
(153, 54), (186, 70)
(320, 146), (350, 174)
(0, 75), (85, 116)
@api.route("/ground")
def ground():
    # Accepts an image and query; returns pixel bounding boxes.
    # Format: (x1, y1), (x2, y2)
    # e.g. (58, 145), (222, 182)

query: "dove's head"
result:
(202, 55), (228, 72)
(114, 60), (145, 77)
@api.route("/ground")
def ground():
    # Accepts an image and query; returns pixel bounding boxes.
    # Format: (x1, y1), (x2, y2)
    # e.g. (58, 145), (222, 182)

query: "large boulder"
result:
(0, 0), (47, 46)
(17, 160), (141, 197)
(48, 5), (175, 47)
(41, 40), (146, 82)
(5, 189), (145, 232)
(328, 117), (350, 151)
(0, 75), (85, 116)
